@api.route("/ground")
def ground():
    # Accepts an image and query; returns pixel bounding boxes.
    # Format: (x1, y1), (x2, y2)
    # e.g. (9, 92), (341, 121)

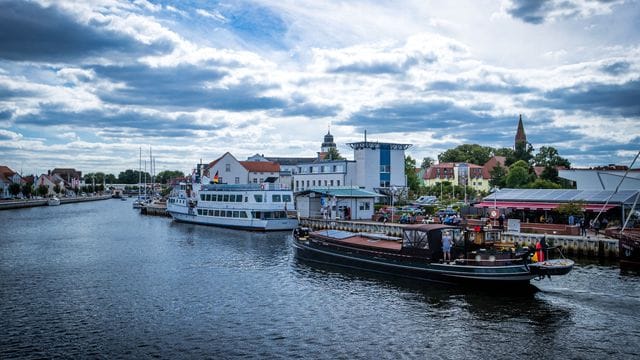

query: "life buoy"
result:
(490, 210), (498, 218)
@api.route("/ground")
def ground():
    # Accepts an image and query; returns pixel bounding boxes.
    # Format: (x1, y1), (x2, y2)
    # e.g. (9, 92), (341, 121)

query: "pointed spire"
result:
(515, 114), (526, 146)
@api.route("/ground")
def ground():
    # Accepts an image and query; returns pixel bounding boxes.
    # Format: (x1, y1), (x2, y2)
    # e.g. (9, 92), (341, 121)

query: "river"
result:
(1, 199), (638, 359)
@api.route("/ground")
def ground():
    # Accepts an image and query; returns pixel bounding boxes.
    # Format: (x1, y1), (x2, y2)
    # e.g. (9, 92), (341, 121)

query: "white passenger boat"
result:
(47, 197), (61, 206)
(167, 182), (298, 231)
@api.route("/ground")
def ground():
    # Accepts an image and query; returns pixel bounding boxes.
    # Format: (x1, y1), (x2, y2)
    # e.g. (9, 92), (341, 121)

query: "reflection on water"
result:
(1, 199), (639, 359)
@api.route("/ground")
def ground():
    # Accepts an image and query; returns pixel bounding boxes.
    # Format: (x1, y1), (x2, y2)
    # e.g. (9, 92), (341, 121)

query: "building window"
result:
(309, 166), (313, 173)
(295, 180), (299, 189)
(330, 180), (334, 186)
(324, 180), (328, 186)
(337, 180), (340, 186)
(312, 180), (316, 186)
(226, 164), (231, 172)
(253, 178), (258, 183)
(235, 177), (240, 184)
(306, 180), (310, 187)
(321, 166), (325, 173)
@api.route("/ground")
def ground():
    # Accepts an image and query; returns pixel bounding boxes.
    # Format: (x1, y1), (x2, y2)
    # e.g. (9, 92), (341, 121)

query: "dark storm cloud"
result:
(15, 105), (227, 138)
(280, 100), (341, 117)
(505, 0), (624, 24)
(91, 63), (286, 111)
(528, 79), (640, 117)
(0, 0), (171, 61)
(600, 61), (631, 75)
(0, 109), (14, 120)
(345, 100), (513, 133)
(427, 80), (535, 94)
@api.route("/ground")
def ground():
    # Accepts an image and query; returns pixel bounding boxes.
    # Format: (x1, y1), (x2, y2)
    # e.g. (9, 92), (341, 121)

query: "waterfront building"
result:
(0, 165), (24, 199)
(559, 166), (640, 190)
(294, 187), (380, 220)
(347, 138), (411, 193)
(50, 168), (82, 183)
(422, 162), (489, 192)
(203, 152), (284, 187)
(293, 159), (357, 192)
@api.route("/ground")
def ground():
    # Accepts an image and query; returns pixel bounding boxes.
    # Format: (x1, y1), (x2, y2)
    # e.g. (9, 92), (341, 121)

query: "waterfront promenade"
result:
(0, 195), (112, 210)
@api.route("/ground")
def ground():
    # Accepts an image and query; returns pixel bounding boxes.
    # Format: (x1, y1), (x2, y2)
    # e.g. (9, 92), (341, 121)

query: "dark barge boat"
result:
(618, 230), (640, 270)
(292, 224), (573, 286)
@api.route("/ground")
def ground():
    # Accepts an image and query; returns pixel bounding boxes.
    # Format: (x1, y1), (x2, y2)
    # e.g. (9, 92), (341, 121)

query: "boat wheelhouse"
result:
(168, 182), (298, 231)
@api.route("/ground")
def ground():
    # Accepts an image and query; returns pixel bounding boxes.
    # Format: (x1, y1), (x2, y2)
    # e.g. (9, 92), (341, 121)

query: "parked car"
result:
(435, 208), (457, 217)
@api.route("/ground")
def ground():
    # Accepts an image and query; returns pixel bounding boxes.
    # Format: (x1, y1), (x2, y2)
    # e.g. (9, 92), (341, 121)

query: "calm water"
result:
(1, 200), (639, 359)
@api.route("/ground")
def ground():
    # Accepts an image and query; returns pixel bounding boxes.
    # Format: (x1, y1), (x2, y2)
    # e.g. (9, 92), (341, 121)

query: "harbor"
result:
(1, 199), (638, 359)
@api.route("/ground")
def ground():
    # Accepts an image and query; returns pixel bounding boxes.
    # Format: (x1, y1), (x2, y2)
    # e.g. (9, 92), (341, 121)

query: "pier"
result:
(299, 218), (619, 259)
(0, 195), (112, 210)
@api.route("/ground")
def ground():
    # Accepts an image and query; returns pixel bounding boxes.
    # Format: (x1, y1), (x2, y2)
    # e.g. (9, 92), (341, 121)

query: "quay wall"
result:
(140, 204), (170, 217)
(299, 218), (619, 259)
(0, 195), (112, 210)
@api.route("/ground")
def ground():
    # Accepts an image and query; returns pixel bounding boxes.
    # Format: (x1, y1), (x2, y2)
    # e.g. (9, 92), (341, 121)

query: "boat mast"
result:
(138, 147), (142, 200)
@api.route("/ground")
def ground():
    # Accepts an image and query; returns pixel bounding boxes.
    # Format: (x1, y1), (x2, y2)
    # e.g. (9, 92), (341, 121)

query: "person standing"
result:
(498, 213), (505, 230)
(442, 230), (453, 264)
(579, 218), (588, 237)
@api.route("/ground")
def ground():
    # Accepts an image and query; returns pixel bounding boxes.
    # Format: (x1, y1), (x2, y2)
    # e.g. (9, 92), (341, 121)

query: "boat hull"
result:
(293, 237), (537, 286)
(169, 210), (298, 231)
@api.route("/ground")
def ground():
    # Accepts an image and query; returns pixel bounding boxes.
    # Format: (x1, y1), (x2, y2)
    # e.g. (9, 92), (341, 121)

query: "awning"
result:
(474, 201), (618, 212)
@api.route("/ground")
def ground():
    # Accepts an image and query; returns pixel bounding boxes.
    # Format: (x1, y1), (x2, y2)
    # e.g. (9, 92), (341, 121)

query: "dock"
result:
(140, 202), (170, 217)
(299, 218), (619, 259)
(0, 195), (112, 210)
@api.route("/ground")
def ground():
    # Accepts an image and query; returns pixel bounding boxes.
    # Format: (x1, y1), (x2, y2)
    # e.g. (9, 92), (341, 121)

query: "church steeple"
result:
(515, 114), (526, 148)
(321, 129), (336, 153)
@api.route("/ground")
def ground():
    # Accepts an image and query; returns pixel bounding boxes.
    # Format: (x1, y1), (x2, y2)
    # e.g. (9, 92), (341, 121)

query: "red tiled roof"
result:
(482, 156), (507, 178)
(240, 161), (280, 173)
(0, 165), (16, 177)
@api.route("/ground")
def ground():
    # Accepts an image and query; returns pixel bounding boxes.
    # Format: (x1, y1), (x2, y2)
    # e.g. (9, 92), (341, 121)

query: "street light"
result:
(391, 186), (397, 223)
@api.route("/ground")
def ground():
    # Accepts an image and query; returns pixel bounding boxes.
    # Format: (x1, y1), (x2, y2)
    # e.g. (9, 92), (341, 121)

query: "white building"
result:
(203, 152), (284, 186)
(293, 159), (357, 192)
(559, 168), (640, 190)
(347, 140), (411, 193)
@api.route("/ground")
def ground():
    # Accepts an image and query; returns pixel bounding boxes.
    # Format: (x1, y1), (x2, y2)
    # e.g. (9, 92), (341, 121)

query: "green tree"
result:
(156, 170), (185, 184)
(534, 146), (571, 168)
(325, 147), (344, 160)
(526, 179), (561, 189)
(556, 200), (586, 217)
(493, 147), (514, 158)
(37, 184), (49, 197)
(405, 156), (421, 195)
(53, 184), (61, 195)
(438, 144), (493, 165)
(508, 142), (534, 166)
(105, 174), (117, 184)
(506, 161), (532, 188)
(118, 169), (150, 184)
(420, 157), (435, 170)
(9, 183), (21, 197)
(540, 166), (559, 183)
(489, 165), (507, 189)
(21, 183), (33, 198)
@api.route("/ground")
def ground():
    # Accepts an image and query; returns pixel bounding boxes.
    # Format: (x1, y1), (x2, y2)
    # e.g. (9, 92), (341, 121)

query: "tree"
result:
(420, 157), (435, 170)
(9, 183), (21, 197)
(405, 156), (421, 195)
(37, 184), (49, 197)
(105, 174), (117, 184)
(118, 169), (150, 184)
(325, 147), (344, 160)
(493, 147), (514, 159)
(506, 160), (532, 188)
(438, 144), (493, 165)
(540, 166), (559, 183)
(533, 146), (571, 168)
(508, 141), (534, 166)
(21, 183), (33, 198)
(526, 179), (561, 189)
(53, 184), (61, 195)
(556, 201), (586, 217)
(157, 170), (185, 184)
(489, 164), (507, 189)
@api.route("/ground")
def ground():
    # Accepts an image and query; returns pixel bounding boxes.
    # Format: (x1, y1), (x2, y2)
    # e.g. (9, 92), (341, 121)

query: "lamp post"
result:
(391, 186), (397, 223)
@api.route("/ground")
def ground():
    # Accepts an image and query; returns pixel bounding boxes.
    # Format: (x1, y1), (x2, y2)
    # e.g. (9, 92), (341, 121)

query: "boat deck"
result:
(313, 230), (402, 251)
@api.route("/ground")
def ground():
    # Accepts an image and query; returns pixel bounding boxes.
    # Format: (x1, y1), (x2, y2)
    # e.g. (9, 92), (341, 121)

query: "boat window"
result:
(244, 197), (248, 202)
(253, 211), (261, 219)
(236, 195), (242, 202)
(207, 210), (212, 216)
(200, 194), (205, 201)
(283, 194), (291, 202)
(197, 209), (203, 215)
(263, 212), (273, 219)
(402, 230), (429, 249)
(226, 210), (233, 217)
(272, 194), (281, 202)
(233, 211), (239, 218)
(240, 211), (248, 218)
(254, 194), (263, 203)
(214, 210), (220, 216)
(223, 194), (229, 202)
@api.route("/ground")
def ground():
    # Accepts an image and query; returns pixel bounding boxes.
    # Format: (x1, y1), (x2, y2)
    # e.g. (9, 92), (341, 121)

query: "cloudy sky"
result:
(0, 0), (638, 175)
